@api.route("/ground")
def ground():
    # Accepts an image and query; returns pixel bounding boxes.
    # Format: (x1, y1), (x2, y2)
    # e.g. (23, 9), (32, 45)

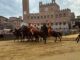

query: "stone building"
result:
(0, 16), (23, 30)
(23, 0), (75, 32)
(71, 16), (80, 28)
(0, 16), (8, 24)
(0, 16), (9, 29)
(9, 17), (23, 29)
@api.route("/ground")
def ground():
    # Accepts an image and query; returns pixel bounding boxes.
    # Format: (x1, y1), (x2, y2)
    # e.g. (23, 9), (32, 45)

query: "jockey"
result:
(41, 24), (48, 35)
(47, 25), (53, 36)
(30, 24), (39, 34)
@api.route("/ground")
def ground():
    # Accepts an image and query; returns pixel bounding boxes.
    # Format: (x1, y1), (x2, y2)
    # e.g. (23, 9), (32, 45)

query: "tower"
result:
(52, 0), (55, 3)
(22, 0), (29, 23)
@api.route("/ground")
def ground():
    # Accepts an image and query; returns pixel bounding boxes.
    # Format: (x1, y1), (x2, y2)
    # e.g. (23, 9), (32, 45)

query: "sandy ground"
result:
(0, 34), (80, 60)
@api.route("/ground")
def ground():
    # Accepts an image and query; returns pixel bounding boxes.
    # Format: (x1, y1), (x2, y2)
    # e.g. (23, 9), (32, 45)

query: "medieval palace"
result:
(22, 0), (75, 32)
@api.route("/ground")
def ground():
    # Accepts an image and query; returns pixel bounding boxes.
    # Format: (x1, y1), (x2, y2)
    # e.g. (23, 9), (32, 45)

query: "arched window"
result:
(51, 15), (54, 18)
(31, 16), (33, 19)
(55, 14), (58, 18)
(27, 16), (29, 19)
(34, 16), (36, 19)
(59, 14), (62, 17)
(55, 22), (58, 25)
(37, 16), (39, 19)
(41, 16), (43, 19)
(47, 15), (49, 18)
(63, 13), (66, 17)
(59, 22), (62, 25)
(44, 16), (46, 19)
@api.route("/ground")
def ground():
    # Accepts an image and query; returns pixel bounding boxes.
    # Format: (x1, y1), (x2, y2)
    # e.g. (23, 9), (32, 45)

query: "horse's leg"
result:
(55, 37), (57, 42)
(31, 35), (34, 42)
(43, 37), (47, 44)
(20, 37), (22, 42)
(35, 35), (39, 42)
(75, 36), (79, 43)
(39, 37), (43, 42)
(20, 36), (23, 42)
(17, 37), (19, 42)
(75, 36), (78, 41)
(14, 39), (15, 42)
(34, 36), (37, 42)
(27, 33), (33, 42)
(15, 36), (19, 42)
(21, 34), (24, 42)
(14, 38), (16, 42)
(37, 37), (39, 42)
(28, 34), (32, 42)
(59, 36), (62, 42)
(14, 36), (17, 42)
(19, 36), (21, 42)
(26, 35), (29, 42)
(77, 37), (80, 43)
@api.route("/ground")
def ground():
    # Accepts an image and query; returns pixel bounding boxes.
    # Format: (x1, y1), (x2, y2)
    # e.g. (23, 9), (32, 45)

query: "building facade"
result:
(0, 16), (23, 30)
(0, 16), (9, 29)
(23, 0), (75, 33)
(9, 17), (23, 29)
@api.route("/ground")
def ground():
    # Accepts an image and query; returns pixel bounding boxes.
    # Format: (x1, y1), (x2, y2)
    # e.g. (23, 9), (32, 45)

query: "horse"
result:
(13, 26), (33, 42)
(73, 22), (80, 43)
(39, 24), (48, 44)
(75, 34), (80, 43)
(48, 28), (62, 42)
(28, 24), (48, 44)
(10, 28), (23, 42)
(0, 34), (4, 39)
(0, 30), (4, 40)
(31, 30), (48, 43)
(21, 25), (33, 42)
(51, 31), (62, 42)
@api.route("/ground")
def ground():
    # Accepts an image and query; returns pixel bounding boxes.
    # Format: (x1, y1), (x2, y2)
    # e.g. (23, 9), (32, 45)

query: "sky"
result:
(0, 0), (80, 18)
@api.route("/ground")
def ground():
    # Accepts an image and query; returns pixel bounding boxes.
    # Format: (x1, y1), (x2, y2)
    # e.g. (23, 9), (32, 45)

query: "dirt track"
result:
(0, 34), (80, 60)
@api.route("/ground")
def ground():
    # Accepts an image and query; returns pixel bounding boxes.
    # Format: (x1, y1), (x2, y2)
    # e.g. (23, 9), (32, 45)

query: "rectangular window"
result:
(51, 15), (53, 18)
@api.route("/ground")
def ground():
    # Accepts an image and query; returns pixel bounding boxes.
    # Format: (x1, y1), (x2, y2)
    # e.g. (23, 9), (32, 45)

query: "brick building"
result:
(22, 0), (75, 32)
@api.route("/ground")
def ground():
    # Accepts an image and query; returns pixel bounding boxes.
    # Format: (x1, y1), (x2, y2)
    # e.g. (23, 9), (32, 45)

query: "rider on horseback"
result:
(41, 24), (48, 44)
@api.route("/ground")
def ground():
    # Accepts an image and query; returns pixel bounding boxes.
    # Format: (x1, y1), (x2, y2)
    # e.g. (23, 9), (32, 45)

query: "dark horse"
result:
(12, 26), (33, 42)
(10, 25), (62, 44)
(33, 26), (63, 43)
(73, 22), (80, 43)
(75, 34), (80, 43)
(11, 28), (23, 42)
(0, 34), (4, 39)
(40, 24), (48, 44)
(48, 30), (62, 42)
(33, 28), (63, 43)
(28, 25), (48, 44)
(21, 25), (33, 41)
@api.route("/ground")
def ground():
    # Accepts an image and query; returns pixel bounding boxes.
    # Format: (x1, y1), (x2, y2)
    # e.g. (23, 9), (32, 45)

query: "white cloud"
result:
(16, 0), (22, 3)
(67, 0), (80, 16)
(57, 0), (80, 16)
(68, 0), (80, 5)
(0, 0), (80, 18)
